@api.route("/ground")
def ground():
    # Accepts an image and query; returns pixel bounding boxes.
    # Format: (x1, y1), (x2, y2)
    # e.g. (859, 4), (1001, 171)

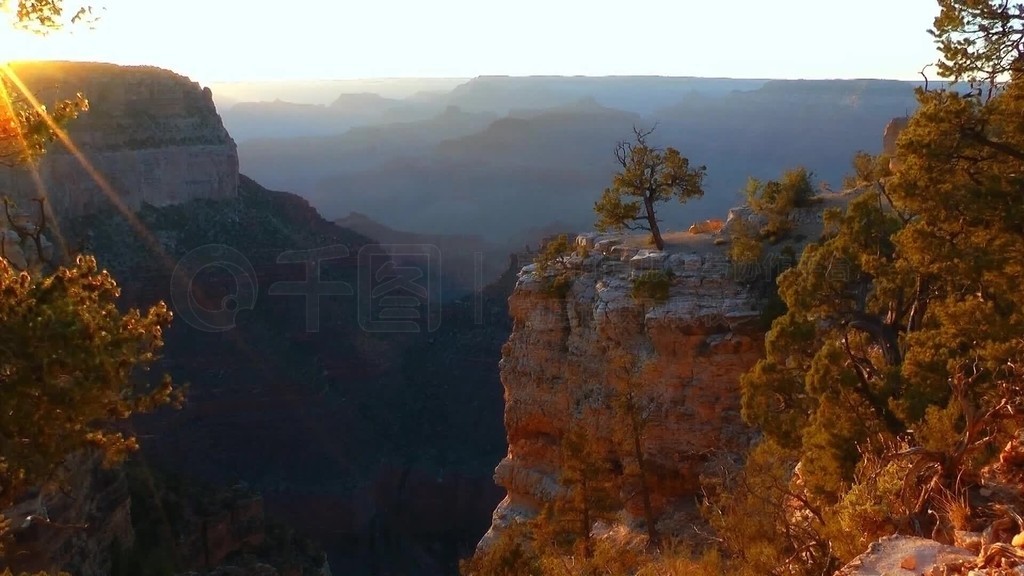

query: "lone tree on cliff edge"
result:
(594, 126), (706, 250)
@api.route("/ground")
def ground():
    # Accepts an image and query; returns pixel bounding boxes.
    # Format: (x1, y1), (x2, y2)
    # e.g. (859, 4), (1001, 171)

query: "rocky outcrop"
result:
(184, 494), (267, 569)
(0, 451), (133, 576)
(883, 116), (909, 172)
(882, 116), (909, 155)
(835, 535), (975, 576)
(0, 452), (318, 576)
(485, 231), (767, 543)
(0, 200), (54, 269)
(0, 61), (238, 220)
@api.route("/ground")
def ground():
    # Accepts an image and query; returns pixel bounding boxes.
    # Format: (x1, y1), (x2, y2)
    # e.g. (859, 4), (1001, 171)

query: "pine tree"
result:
(741, 0), (1024, 541)
(0, 2), (182, 560)
(607, 351), (660, 548)
(594, 126), (706, 250)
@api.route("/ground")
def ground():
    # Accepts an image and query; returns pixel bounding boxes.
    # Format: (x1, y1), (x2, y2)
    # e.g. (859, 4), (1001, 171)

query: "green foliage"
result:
(0, 9), (165, 522)
(740, 186), (905, 497)
(541, 425), (621, 557)
(744, 166), (816, 241)
(0, 87), (88, 168)
(0, 256), (181, 509)
(701, 440), (836, 576)
(729, 9), (1024, 572)
(484, 7), (1024, 575)
(534, 234), (579, 299)
(843, 150), (893, 191)
(931, 0), (1024, 83)
(630, 269), (673, 302)
(1, 0), (96, 33)
(726, 218), (763, 265)
(825, 447), (913, 562)
(594, 127), (705, 250)
(1, 0), (91, 168)
(607, 351), (660, 548)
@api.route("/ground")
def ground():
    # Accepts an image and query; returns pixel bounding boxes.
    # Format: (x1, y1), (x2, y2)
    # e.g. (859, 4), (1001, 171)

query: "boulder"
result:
(629, 249), (669, 272)
(834, 535), (974, 576)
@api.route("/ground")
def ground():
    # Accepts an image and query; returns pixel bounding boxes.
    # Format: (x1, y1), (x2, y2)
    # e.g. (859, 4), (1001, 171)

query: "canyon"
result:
(1, 62), (509, 575)
(0, 59), (929, 575)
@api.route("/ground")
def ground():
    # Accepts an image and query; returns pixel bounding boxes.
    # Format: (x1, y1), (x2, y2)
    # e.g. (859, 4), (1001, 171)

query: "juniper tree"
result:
(594, 127), (705, 250)
(0, 0), (181, 520)
(741, 0), (1024, 530)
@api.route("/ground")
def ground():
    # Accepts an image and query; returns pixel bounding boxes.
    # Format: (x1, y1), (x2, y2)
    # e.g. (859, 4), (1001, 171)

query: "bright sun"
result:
(1, 28), (42, 63)
(0, 10), (77, 63)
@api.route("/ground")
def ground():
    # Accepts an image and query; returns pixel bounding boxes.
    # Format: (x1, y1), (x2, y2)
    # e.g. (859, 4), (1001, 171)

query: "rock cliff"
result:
(0, 61), (238, 220)
(882, 116), (909, 155)
(485, 231), (770, 542)
(0, 451), (133, 576)
(883, 116), (909, 172)
(70, 175), (508, 574)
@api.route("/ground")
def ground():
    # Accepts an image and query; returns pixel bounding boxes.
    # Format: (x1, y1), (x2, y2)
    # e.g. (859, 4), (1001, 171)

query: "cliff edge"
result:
(485, 230), (771, 544)
(0, 61), (238, 219)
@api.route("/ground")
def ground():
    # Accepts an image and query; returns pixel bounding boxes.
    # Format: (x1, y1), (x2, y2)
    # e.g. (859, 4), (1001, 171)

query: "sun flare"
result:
(0, 4), (86, 64)
(1, 26), (49, 62)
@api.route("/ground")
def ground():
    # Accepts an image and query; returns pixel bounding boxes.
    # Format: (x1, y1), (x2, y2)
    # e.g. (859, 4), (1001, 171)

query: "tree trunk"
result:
(580, 475), (592, 558)
(629, 410), (659, 548)
(644, 195), (664, 250)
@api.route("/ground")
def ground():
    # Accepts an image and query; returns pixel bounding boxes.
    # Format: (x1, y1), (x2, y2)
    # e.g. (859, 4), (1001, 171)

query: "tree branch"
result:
(961, 128), (1024, 162)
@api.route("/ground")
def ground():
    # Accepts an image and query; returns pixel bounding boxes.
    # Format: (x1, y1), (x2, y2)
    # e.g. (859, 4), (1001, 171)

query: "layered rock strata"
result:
(485, 232), (768, 542)
(0, 61), (238, 220)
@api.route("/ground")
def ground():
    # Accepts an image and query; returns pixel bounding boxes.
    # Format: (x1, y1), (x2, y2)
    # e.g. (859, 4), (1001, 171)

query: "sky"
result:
(1, 0), (944, 85)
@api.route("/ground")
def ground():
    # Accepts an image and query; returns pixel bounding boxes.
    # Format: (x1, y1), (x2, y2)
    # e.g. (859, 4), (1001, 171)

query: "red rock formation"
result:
(484, 233), (765, 543)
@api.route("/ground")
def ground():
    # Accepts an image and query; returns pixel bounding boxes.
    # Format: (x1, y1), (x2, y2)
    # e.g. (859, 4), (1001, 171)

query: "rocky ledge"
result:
(483, 228), (771, 545)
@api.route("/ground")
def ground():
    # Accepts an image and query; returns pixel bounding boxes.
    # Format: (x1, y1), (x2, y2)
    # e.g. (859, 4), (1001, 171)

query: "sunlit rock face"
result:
(882, 116), (909, 155)
(0, 61), (238, 219)
(834, 535), (974, 576)
(883, 115), (909, 171)
(482, 232), (765, 544)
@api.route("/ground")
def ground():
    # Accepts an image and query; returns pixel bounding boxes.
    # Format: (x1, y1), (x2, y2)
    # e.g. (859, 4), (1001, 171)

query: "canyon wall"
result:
(0, 451), (133, 576)
(485, 232), (769, 542)
(0, 61), (238, 220)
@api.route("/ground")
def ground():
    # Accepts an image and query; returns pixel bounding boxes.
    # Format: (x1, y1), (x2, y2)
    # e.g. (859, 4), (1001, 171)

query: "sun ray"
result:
(0, 62), (171, 265)
(1, 64), (362, 557)
(1, 62), (353, 483)
(0, 75), (68, 254)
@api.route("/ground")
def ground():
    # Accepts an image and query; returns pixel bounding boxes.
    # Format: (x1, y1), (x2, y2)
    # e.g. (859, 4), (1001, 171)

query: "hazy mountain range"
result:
(222, 75), (927, 251)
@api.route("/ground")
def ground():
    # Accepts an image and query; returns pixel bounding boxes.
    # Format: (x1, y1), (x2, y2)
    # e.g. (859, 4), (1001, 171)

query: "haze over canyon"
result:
(0, 61), (929, 576)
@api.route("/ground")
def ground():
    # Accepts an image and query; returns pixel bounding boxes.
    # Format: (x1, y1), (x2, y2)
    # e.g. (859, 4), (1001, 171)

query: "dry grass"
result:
(935, 485), (973, 531)
(688, 219), (725, 234)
